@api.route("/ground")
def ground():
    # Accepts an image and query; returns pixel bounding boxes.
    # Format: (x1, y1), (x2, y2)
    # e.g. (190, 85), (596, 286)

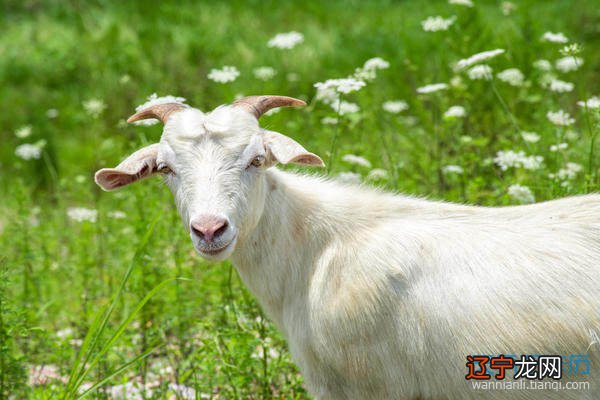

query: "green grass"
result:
(1, 0), (599, 398)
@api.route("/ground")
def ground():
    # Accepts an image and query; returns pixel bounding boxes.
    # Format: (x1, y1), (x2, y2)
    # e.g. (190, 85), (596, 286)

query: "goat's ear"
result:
(262, 130), (324, 167)
(95, 143), (159, 191)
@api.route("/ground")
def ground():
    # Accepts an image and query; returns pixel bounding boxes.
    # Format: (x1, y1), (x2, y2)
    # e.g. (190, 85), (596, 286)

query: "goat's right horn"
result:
(126, 103), (188, 124)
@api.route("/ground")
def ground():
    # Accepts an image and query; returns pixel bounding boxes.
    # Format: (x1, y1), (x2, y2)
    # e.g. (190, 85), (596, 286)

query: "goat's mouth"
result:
(195, 234), (237, 260)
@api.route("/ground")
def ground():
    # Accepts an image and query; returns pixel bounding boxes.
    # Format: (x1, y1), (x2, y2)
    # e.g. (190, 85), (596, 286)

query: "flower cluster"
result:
(455, 49), (505, 71)
(546, 110), (575, 126)
(416, 83), (448, 94)
(497, 68), (524, 86)
(421, 16), (456, 32)
(67, 207), (98, 223)
(508, 184), (535, 204)
(83, 99), (106, 118)
(267, 31), (304, 49)
(253, 66), (277, 81)
(342, 154), (372, 168)
(494, 150), (543, 171)
(382, 100), (409, 114)
(207, 66), (240, 83)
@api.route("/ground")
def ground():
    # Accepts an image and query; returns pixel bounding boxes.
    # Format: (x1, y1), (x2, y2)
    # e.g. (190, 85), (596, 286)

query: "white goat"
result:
(96, 96), (600, 399)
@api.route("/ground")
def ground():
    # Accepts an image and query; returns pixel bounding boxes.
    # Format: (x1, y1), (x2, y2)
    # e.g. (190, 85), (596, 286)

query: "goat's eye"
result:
(156, 163), (173, 174)
(249, 155), (265, 168)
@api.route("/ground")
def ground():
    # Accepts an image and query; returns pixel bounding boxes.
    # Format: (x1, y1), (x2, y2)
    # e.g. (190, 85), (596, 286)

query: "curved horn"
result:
(126, 103), (188, 124)
(233, 95), (306, 119)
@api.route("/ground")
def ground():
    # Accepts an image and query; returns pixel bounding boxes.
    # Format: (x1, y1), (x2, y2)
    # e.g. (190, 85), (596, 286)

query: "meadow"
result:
(1, 0), (599, 398)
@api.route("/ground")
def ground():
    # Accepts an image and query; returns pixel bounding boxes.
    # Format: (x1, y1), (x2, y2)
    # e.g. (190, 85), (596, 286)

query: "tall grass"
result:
(0, 0), (598, 398)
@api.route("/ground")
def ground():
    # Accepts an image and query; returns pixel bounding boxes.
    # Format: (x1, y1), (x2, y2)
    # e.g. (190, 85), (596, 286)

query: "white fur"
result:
(98, 104), (600, 399)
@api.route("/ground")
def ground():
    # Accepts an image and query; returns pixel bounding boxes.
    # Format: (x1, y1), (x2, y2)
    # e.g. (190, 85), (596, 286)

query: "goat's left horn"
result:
(233, 95), (306, 119)
(126, 103), (188, 124)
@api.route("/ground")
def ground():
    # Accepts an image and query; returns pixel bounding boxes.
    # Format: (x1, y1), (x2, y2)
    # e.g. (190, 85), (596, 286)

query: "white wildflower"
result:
(286, 72), (299, 82)
(321, 117), (339, 125)
(549, 79), (574, 93)
(552, 162), (582, 181)
(560, 43), (582, 56)
(467, 64), (493, 80)
(314, 78), (366, 95)
(546, 110), (575, 126)
(354, 57), (390, 81)
(416, 83), (448, 94)
(363, 57), (390, 70)
(541, 32), (568, 43)
(342, 154), (372, 168)
(455, 49), (505, 71)
(533, 59), (552, 71)
(207, 66), (240, 83)
(107, 382), (152, 400)
(496, 68), (524, 86)
(501, 1), (516, 15)
(56, 328), (74, 339)
(382, 100), (409, 114)
(449, 0), (473, 7)
(565, 130), (579, 140)
(28, 365), (67, 386)
(264, 107), (281, 116)
(267, 31), (304, 49)
(577, 96), (600, 109)
(521, 131), (540, 143)
(442, 165), (464, 174)
(67, 207), (98, 223)
(538, 73), (557, 88)
(253, 66), (277, 81)
(355, 64), (375, 83)
(251, 340), (281, 361)
(555, 56), (583, 73)
(83, 99), (106, 118)
(314, 85), (339, 104)
(367, 168), (389, 180)
(108, 211), (126, 219)
(402, 116), (418, 126)
(15, 143), (43, 160)
(133, 93), (187, 126)
(15, 125), (32, 138)
(508, 184), (535, 204)
(421, 16), (456, 32)
(330, 100), (360, 115)
(46, 109), (59, 119)
(520, 155), (544, 170)
(337, 172), (362, 184)
(168, 383), (197, 400)
(119, 74), (131, 84)
(444, 105), (466, 118)
(450, 76), (464, 87)
(494, 150), (543, 171)
(549, 143), (568, 152)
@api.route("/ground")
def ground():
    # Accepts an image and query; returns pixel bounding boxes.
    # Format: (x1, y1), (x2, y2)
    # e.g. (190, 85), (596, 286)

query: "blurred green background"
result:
(1, 0), (599, 398)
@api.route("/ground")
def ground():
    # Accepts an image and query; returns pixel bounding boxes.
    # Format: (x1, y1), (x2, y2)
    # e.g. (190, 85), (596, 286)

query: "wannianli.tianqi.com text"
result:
(471, 380), (591, 391)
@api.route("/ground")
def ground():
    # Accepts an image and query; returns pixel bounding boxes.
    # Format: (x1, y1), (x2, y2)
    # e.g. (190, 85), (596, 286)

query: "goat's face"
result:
(95, 97), (323, 261)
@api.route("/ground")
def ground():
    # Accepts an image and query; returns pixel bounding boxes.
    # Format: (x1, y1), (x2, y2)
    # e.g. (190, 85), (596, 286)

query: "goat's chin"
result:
(193, 235), (237, 262)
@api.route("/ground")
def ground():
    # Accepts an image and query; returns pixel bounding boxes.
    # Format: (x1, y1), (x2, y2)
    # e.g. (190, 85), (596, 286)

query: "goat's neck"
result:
(230, 169), (334, 330)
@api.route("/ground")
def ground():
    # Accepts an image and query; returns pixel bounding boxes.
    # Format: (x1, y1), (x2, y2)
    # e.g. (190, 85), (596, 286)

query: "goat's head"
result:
(95, 96), (323, 261)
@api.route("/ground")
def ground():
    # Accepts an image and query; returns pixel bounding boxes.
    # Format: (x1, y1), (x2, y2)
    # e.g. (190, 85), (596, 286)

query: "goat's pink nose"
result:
(190, 215), (229, 243)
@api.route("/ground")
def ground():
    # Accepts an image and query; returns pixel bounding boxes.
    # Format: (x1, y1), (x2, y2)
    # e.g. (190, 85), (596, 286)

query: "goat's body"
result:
(232, 169), (600, 400)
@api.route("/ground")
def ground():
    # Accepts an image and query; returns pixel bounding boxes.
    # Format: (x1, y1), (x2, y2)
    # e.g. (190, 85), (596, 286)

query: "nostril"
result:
(191, 223), (204, 239)
(213, 220), (229, 239)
